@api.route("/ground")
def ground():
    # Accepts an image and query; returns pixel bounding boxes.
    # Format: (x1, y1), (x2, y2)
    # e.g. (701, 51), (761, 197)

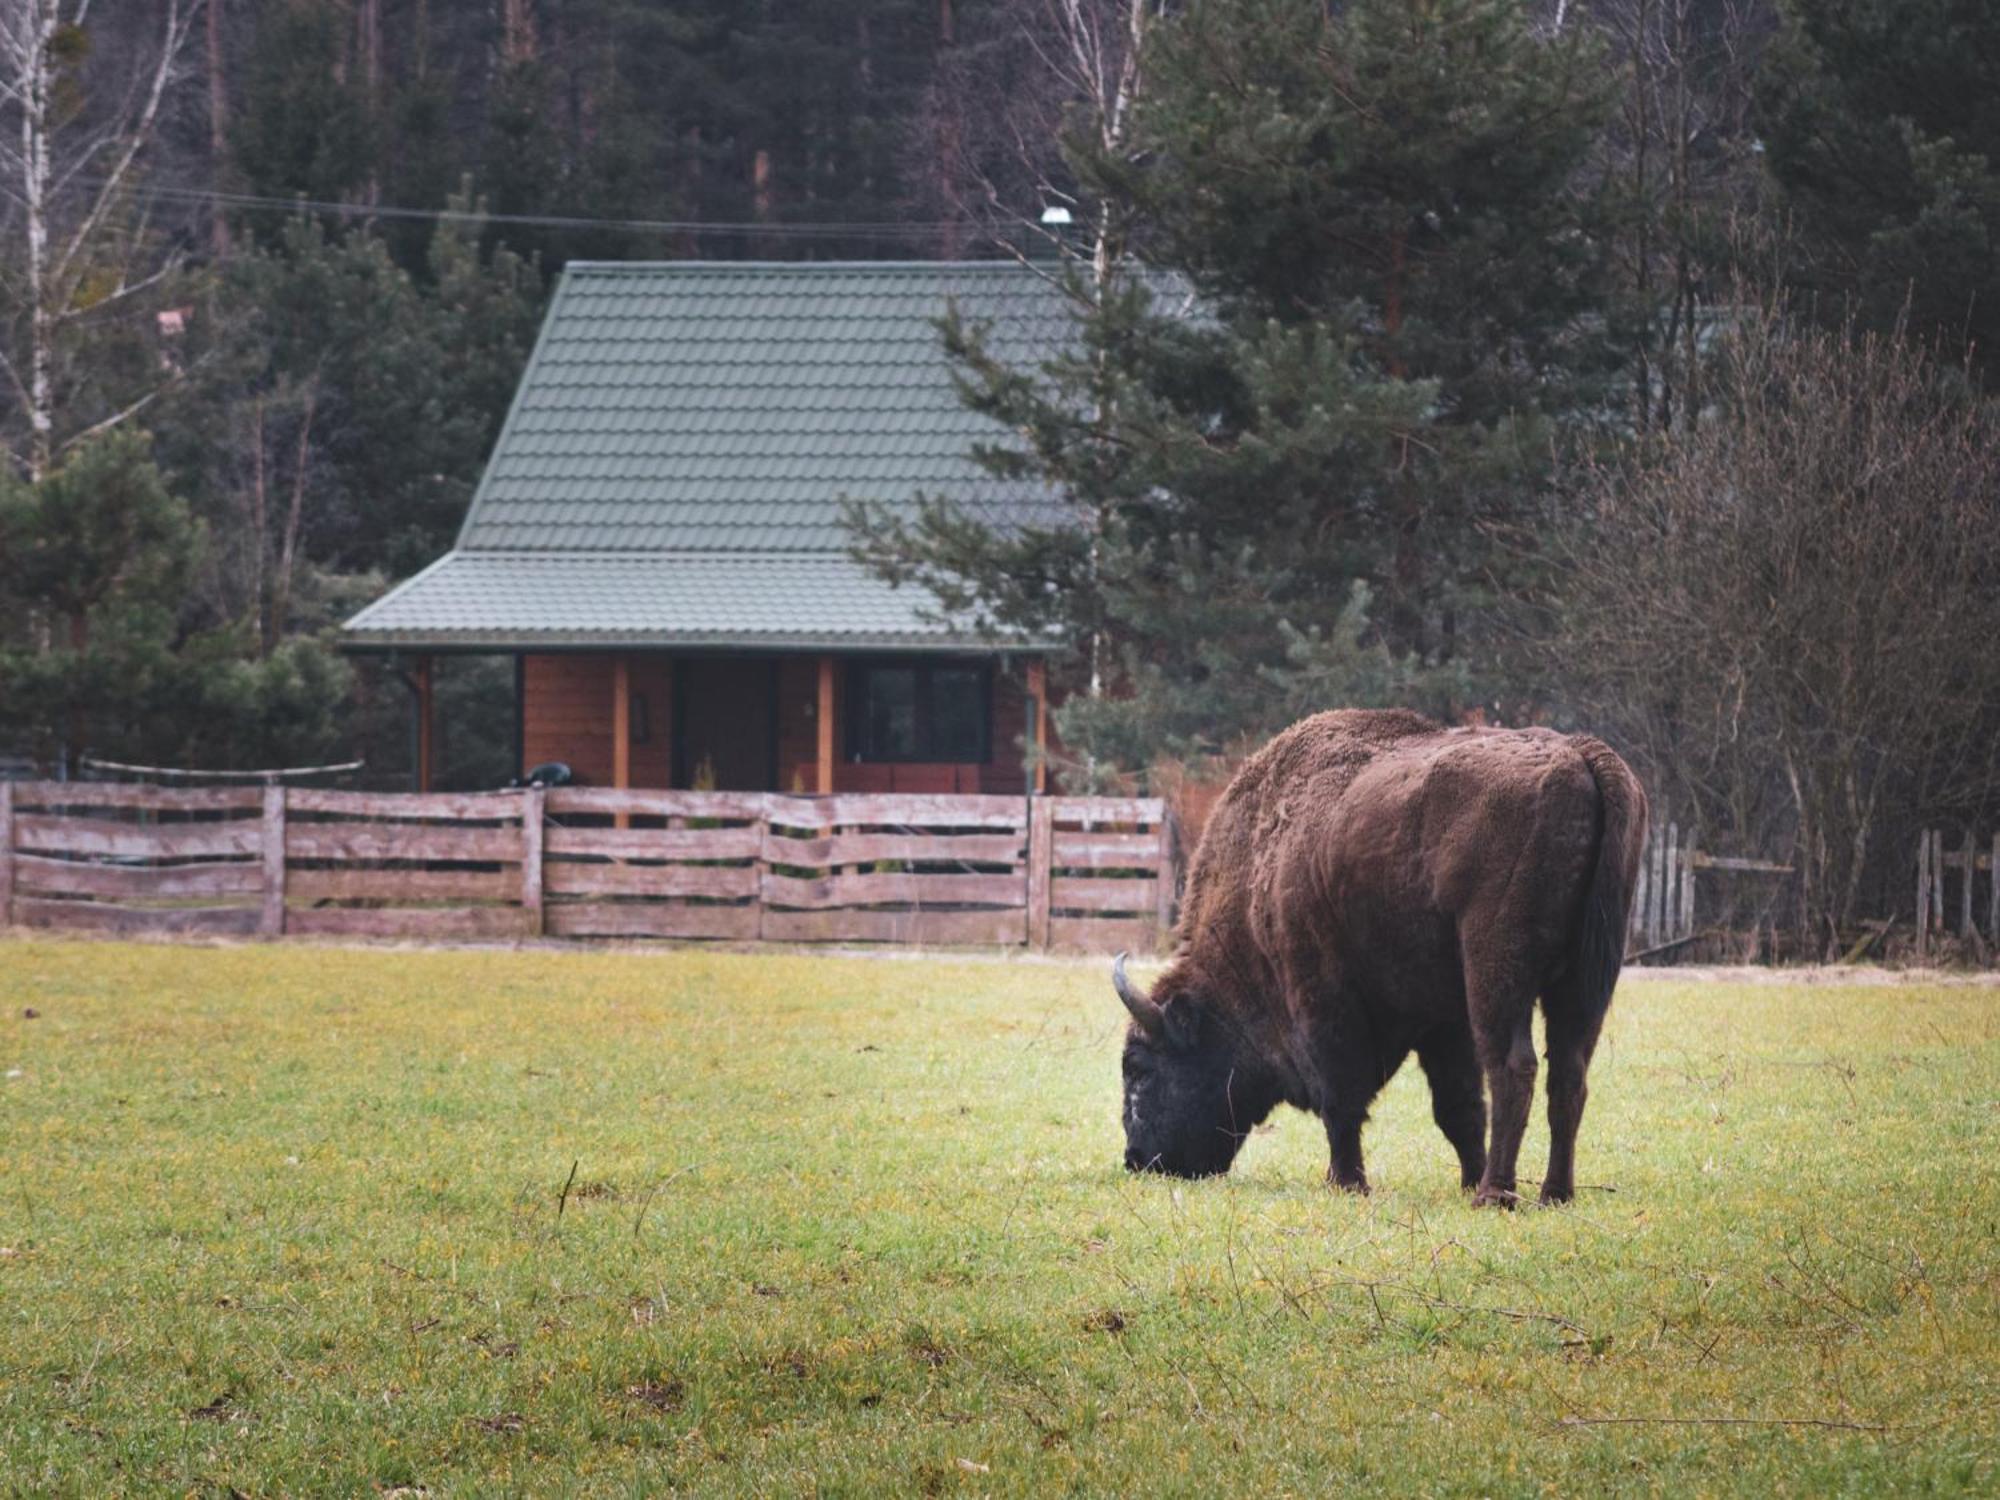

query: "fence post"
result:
(1631, 826), (1651, 949)
(521, 785), (545, 938)
(1153, 809), (1178, 951)
(755, 794), (773, 943)
(1666, 822), (1681, 943)
(1932, 829), (1946, 933)
(1961, 827), (1976, 940)
(1028, 795), (1053, 951)
(260, 783), (287, 938)
(1990, 831), (1999, 947)
(1680, 837), (1697, 941)
(1916, 832), (1931, 959)
(0, 781), (13, 929)
(1649, 819), (1666, 946)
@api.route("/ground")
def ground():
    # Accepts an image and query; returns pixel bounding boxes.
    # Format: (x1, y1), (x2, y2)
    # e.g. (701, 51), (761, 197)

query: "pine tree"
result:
(853, 0), (1612, 771)
(1758, 0), (2000, 378)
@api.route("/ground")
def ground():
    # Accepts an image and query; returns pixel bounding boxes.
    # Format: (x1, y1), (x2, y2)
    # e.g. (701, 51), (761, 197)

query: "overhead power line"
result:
(95, 177), (976, 242)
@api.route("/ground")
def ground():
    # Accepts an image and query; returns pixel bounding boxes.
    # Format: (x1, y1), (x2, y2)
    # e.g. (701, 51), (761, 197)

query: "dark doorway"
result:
(674, 658), (778, 790)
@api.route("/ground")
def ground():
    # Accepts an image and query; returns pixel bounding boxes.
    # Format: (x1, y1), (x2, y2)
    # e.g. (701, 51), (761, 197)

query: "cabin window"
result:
(846, 659), (991, 763)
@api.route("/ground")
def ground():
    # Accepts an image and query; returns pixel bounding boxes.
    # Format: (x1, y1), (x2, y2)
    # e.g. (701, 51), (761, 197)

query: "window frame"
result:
(843, 657), (994, 765)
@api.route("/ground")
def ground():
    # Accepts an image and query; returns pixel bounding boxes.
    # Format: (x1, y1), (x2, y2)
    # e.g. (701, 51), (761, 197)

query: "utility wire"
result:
(78, 176), (984, 242)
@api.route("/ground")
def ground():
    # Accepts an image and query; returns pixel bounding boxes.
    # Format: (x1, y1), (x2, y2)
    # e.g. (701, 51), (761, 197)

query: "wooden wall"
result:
(520, 654), (671, 787)
(524, 651), (1041, 792)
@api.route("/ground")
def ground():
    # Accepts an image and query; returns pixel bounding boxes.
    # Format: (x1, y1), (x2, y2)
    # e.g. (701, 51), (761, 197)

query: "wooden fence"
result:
(1914, 828), (1998, 959)
(0, 782), (1177, 953)
(1627, 816), (1793, 959)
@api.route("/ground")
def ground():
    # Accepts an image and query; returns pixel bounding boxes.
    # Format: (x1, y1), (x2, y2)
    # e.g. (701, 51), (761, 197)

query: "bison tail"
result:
(1568, 738), (1649, 1025)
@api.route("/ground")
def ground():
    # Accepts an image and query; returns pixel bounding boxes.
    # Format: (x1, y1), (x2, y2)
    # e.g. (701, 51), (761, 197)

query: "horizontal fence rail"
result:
(1626, 813), (1794, 961)
(0, 783), (1177, 954)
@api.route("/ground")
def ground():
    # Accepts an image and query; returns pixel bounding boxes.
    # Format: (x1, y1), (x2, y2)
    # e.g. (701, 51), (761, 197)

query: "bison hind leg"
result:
(1465, 967), (1541, 1210)
(1537, 971), (1610, 1206)
(1418, 1024), (1487, 1192)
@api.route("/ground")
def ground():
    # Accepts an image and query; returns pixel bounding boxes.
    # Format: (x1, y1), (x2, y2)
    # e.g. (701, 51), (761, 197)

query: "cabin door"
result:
(673, 658), (777, 791)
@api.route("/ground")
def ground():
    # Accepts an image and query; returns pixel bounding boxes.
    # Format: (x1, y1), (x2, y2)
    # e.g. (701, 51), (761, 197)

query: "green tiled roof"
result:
(470, 259), (1081, 551)
(345, 551), (1014, 652)
(345, 260), (1085, 651)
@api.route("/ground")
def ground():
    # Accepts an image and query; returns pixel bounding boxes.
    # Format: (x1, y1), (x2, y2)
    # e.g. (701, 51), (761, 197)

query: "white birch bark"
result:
(0, 0), (203, 477)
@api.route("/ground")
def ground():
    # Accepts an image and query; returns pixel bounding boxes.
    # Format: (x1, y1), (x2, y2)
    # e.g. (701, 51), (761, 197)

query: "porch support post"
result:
(1025, 658), (1049, 795)
(816, 655), (836, 795)
(613, 654), (632, 828)
(415, 655), (435, 792)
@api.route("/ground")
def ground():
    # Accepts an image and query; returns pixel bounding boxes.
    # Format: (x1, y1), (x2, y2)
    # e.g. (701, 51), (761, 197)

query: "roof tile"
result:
(454, 260), (1079, 555)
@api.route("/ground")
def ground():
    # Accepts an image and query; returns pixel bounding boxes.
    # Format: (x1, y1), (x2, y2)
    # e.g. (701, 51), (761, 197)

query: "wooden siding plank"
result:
(546, 902), (761, 941)
(1049, 876), (1160, 914)
(13, 898), (261, 937)
(764, 793), (1025, 831)
(760, 871), (1026, 910)
(760, 831), (1025, 867)
(12, 854), (261, 900)
(10, 782), (262, 812)
(547, 787), (769, 821)
(287, 789), (524, 819)
(759, 908), (1026, 945)
(546, 862), (760, 899)
(1048, 797), (1167, 826)
(13, 816), (263, 860)
(546, 826), (761, 860)
(286, 868), (519, 903)
(285, 906), (534, 940)
(1047, 915), (1164, 955)
(285, 825), (524, 863)
(1050, 831), (1163, 869)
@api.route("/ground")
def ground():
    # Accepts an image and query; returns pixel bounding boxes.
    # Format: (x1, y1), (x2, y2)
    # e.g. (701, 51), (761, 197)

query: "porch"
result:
(407, 649), (1053, 797)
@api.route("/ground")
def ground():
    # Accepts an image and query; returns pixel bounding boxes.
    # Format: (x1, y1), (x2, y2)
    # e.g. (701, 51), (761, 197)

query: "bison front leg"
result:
(1418, 1026), (1487, 1192)
(1318, 1045), (1396, 1194)
(1324, 1113), (1370, 1194)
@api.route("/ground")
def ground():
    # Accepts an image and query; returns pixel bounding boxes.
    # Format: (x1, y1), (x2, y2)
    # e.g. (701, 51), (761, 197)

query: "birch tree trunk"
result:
(0, 0), (203, 477)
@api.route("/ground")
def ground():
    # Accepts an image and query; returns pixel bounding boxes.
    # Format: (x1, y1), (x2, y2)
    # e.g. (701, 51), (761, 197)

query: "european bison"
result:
(1115, 709), (1646, 1207)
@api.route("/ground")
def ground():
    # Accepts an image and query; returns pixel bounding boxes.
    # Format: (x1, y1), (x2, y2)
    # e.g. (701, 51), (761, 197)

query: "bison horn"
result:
(1112, 952), (1166, 1033)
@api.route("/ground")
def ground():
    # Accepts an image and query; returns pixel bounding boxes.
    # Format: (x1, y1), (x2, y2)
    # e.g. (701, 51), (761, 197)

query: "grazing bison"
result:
(1115, 709), (1646, 1207)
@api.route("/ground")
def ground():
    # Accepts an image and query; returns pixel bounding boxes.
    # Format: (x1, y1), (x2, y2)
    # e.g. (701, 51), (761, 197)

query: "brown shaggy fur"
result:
(1118, 709), (1647, 1206)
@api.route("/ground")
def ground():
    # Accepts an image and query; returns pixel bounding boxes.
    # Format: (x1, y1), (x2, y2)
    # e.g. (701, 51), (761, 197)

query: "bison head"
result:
(1113, 953), (1274, 1178)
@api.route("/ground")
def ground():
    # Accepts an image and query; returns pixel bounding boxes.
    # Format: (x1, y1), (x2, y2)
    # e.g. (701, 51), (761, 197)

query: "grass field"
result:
(1, 939), (1995, 1496)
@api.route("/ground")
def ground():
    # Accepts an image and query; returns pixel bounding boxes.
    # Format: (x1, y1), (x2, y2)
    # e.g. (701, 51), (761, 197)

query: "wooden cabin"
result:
(342, 262), (1070, 794)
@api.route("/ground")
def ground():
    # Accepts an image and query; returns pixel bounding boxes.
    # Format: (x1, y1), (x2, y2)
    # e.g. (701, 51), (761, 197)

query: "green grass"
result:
(1, 939), (1995, 1497)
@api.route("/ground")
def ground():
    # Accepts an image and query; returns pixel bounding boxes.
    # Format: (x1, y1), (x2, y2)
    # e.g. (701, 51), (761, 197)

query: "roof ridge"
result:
(453, 548), (863, 560)
(561, 259), (1059, 275)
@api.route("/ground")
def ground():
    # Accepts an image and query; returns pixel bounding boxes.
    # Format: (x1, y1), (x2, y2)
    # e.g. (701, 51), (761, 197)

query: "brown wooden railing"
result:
(0, 782), (1177, 953)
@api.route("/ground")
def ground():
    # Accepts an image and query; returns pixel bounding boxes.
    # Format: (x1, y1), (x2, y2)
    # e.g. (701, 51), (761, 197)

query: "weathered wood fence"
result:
(0, 782), (1177, 953)
(1914, 828), (1999, 959)
(1627, 815), (1793, 958)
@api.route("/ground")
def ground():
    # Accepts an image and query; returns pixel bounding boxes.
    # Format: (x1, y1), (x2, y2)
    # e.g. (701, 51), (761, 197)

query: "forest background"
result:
(2, 0), (1995, 946)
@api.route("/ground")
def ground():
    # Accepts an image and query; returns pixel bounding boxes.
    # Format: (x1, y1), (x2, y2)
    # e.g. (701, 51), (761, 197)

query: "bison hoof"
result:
(1470, 1185), (1518, 1210)
(1327, 1172), (1370, 1196)
(1537, 1185), (1574, 1207)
